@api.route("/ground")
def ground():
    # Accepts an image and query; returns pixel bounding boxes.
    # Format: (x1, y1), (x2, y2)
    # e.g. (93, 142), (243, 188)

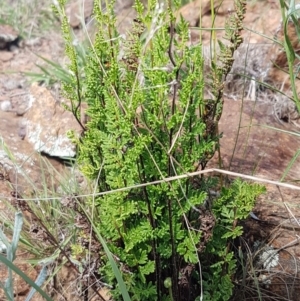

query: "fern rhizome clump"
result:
(54, 0), (265, 300)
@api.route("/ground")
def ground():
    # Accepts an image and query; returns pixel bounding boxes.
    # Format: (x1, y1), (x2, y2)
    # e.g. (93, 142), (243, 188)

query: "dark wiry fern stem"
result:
(167, 2), (180, 300)
(73, 70), (86, 133)
(138, 156), (162, 300)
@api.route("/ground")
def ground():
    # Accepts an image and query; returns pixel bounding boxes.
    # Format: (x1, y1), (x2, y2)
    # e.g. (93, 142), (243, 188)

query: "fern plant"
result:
(52, 0), (264, 300)
(201, 179), (265, 301)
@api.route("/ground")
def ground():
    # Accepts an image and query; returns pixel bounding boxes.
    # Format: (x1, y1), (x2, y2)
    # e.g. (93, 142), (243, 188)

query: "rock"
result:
(18, 118), (27, 140)
(177, 0), (235, 27)
(15, 99), (31, 116)
(177, 0), (212, 26)
(0, 100), (12, 112)
(1, 78), (22, 91)
(66, 0), (94, 28)
(9, 91), (31, 115)
(0, 24), (19, 50)
(177, 0), (282, 44)
(24, 83), (82, 157)
(116, 6), (137, 35)
(115, 0), (148, 14)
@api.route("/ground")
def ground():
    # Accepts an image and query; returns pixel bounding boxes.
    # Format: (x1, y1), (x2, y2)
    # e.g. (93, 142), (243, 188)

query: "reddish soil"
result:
(0, 1), (300, 300)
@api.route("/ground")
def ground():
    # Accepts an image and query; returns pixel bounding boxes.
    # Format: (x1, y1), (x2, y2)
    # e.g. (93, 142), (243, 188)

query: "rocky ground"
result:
(1, 0), (300, 300)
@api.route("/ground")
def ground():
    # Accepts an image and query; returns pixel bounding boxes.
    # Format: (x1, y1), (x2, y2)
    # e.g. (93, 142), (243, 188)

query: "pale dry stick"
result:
(80, 168), (300, 197)
(16, 168), (300, 202)
(9, 92), (28, 97)
(284, 204), (300, 228)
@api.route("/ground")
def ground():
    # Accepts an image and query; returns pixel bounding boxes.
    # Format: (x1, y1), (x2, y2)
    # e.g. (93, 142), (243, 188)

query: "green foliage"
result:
(55, 0), (263, 300)
(0, 0), (56, 39)
(25, 42), (89, 88)
(278, 0), (300, 112)
(77, 4), (212, 298)
(0, 212), (52, 301)
(202, 179), (266, 301)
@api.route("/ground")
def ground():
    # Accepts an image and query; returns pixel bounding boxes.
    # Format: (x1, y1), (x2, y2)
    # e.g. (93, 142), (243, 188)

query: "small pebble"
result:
(18, 127), (26, 140)
(18, 119), (27, 140)
(16, 107), (27, 116)
(3, 79), (19, 91)
(0, 100), (12, 112)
